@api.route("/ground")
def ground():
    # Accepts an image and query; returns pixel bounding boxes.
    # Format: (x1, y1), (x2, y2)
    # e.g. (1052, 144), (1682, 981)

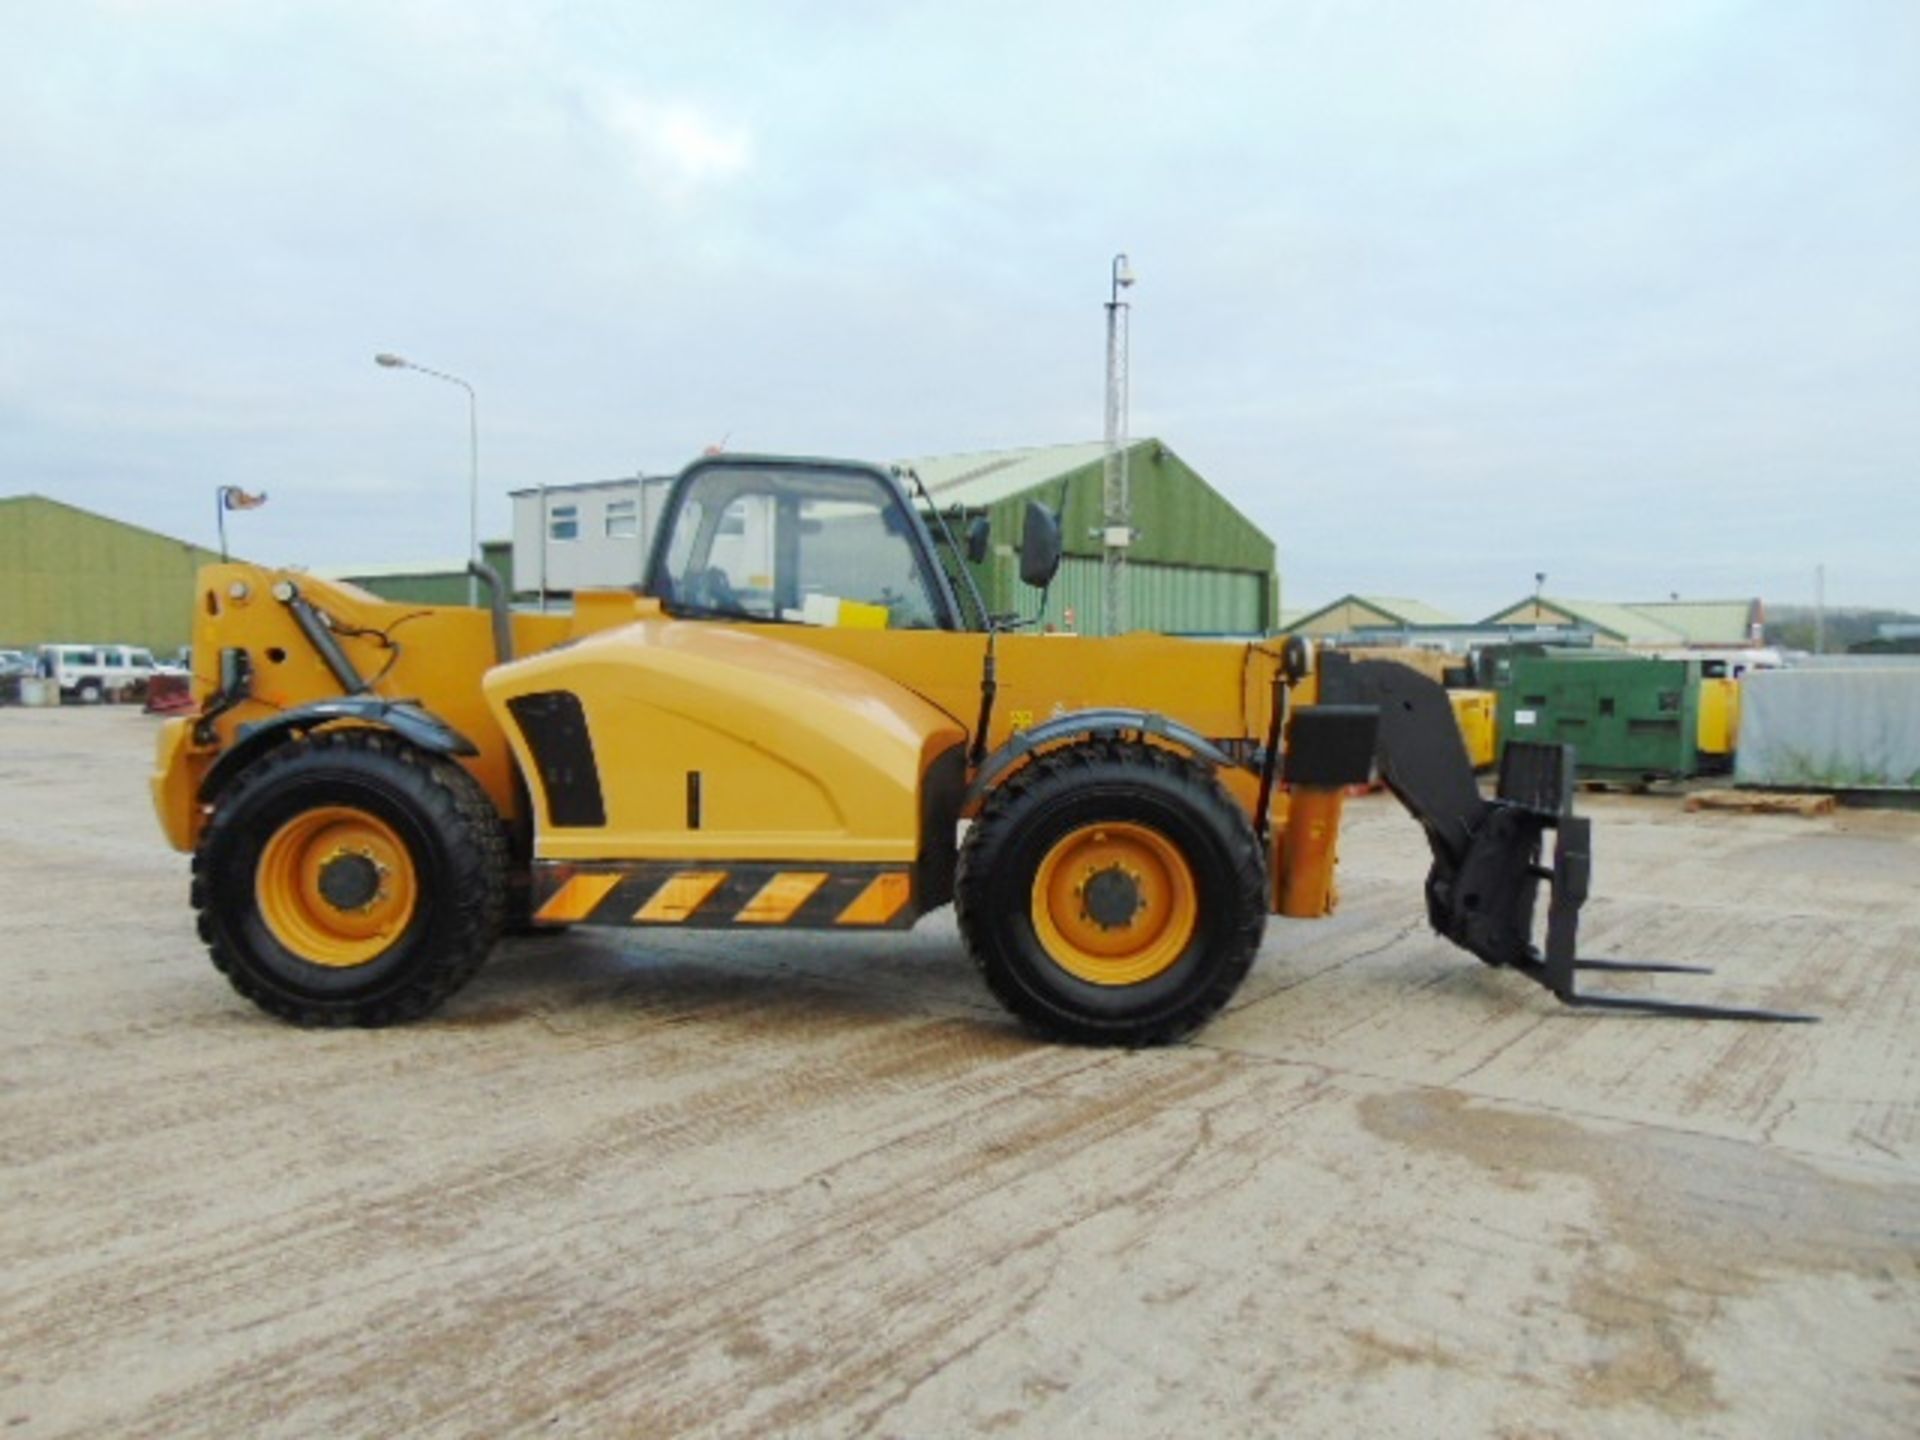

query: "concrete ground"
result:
(1, 707), (1915, 1439)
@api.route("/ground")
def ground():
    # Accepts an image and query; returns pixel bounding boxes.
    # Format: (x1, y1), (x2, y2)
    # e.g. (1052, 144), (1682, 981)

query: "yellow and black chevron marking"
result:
(531, 862), (917, 930)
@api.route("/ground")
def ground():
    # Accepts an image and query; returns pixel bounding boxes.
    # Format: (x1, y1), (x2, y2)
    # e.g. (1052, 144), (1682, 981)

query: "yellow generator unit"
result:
(1448, 689), (1498, 771)
(1697, 675), (1741, 760)
(151, 455), (1809, 1039)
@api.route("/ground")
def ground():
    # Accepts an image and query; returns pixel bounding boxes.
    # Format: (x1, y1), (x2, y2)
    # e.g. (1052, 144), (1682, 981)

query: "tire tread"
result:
(191, 729), (506, 1026)
(956, 738), (1266, 1046)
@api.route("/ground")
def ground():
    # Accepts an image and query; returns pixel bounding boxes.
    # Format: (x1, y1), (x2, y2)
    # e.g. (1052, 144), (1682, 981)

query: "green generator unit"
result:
(1498, 653), (1705, 782)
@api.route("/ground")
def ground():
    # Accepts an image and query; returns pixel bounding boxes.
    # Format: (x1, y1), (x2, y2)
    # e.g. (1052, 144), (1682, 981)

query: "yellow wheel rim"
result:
(255, 805), (419, 968)
(1030, 821), (1199, 987)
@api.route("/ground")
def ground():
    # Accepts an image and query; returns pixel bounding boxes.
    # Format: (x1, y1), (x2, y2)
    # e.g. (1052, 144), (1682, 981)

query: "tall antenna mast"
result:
(1102, 252), (1135, 636)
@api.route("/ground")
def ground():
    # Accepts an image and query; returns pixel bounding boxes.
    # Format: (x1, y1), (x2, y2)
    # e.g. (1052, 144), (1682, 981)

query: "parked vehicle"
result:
(0, 649), (32, 678)
(113, 645), (159, 701)
(37, 644), (154, 703)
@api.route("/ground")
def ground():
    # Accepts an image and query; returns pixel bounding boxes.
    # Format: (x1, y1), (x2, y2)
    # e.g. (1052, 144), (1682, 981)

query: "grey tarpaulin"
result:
(1736, 667), (1920, 791)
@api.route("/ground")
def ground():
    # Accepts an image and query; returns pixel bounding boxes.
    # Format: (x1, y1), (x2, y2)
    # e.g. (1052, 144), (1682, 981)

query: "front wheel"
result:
(956, 739), (1267, 1046)
(191, 730), (507, 1026)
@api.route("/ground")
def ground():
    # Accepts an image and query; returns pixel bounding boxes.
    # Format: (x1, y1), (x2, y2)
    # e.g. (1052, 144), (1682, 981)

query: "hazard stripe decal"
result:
(736, 872), (828, 924)
(530, 862), (918, 930)
(836, 873), (912, 926)
(634, 871), (727, 923)
(534, 873), (622, 925)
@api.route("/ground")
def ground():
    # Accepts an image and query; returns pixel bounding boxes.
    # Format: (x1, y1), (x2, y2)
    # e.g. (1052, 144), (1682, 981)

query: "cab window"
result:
(652, 464), (951, 630)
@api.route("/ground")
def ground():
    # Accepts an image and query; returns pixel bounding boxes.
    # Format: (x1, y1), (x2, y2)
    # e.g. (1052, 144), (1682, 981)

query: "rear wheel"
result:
(192, 730), (506, 1026)
(957, 739), (1267, 1046)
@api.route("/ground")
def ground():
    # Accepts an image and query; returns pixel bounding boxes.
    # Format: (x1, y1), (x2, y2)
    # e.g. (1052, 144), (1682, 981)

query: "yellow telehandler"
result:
(150, 454), (1806, 1042)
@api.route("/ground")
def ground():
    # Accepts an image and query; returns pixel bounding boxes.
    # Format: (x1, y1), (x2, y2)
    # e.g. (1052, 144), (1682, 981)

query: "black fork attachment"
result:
(1316, 654), (1814, 1022)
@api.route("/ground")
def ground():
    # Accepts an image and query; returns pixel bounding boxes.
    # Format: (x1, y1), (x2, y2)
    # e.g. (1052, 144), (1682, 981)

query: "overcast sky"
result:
(3, 0), (1915, 615)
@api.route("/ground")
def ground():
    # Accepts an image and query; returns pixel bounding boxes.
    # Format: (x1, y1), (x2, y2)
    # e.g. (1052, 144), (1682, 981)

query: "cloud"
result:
(593, 88), (751, 197)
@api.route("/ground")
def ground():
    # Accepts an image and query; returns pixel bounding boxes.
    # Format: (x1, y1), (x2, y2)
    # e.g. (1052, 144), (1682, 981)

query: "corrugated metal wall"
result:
(1028, 557), (1267, 636)
(1736, 668), (1920, 791)
(0, 497), (222, 653)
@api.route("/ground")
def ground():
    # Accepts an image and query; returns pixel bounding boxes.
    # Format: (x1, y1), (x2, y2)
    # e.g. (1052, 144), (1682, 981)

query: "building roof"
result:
(895, 440), (1115, 509)
(506, 476), (656, 499)
(1481, 596), (1762, 646)
(1283, 593), (1459, 632)
(0, 492), (223, 559)
(897, 438), (1274, 575)
(1482, 597), (1684, 644)
(1623, 599), (1759, 646)
(1358, 596), (1459, 626)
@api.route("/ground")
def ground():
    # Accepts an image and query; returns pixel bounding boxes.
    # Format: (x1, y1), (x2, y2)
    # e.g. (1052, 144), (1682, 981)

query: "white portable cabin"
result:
(509, 477), (675, 599)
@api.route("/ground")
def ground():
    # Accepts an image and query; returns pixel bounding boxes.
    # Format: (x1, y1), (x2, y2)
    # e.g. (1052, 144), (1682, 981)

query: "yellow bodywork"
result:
(151, 565), (1359, 919)
(1274, 787), (1347, 918)
(482, 614), (967, 863)
(150, 716), (203, 851)
(149, 563), (572, 851)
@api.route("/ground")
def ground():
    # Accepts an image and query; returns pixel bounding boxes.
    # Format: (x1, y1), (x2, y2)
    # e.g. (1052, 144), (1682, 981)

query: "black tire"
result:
(956, 739), (1267, 1046)
(191, 730), (507, 1026)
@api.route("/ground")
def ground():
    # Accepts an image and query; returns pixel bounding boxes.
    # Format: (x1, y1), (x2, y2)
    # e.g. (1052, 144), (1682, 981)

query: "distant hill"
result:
(1765, 605), (1920, 652)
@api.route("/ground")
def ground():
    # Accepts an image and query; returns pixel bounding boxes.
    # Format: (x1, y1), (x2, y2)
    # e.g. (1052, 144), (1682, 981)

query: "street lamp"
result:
(375, 352), (480, 605)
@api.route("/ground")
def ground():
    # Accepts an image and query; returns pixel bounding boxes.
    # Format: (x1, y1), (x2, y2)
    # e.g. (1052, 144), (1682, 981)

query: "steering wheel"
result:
(695, 566), (743, 614)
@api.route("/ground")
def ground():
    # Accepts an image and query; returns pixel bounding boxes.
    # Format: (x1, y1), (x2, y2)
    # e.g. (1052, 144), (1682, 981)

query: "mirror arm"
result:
(898, 465), (991, 631)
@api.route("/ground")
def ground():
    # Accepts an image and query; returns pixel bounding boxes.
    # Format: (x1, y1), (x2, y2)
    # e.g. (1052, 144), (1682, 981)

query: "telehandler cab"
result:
(151, 454), (1809, 1043)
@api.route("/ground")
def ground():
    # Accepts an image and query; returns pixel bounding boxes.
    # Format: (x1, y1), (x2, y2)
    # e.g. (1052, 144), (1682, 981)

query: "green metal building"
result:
(0, 494), (224, 654)
(900, 440), (1278, 636)
(325, 540), (516, 606)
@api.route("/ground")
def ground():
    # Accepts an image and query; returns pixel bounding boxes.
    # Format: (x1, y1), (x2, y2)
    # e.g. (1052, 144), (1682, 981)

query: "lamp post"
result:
(1102, 252), (1136, 636)
(375, 352), (480, 606)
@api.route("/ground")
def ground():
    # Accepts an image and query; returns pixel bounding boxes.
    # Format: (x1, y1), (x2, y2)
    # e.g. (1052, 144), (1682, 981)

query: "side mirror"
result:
(965, 515), (991, 566)
(1280, 634), (1312, 684)
(1019, 501), (1062, 590)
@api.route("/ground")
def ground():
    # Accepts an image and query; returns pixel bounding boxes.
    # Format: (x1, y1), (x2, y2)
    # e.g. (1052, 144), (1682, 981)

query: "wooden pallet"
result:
(1682, 788), (1836, 817)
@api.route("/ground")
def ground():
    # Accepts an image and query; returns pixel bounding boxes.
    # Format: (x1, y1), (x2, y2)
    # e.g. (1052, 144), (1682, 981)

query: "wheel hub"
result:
(1029, 821), (1200, 987)
(316, 849), (385, 912)
(255, 806), (419, 968)
(1082, 865), (1143, 930)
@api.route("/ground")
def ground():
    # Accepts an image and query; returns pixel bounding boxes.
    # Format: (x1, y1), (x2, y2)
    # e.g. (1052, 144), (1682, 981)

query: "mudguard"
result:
(198, 697), (478, 803)
(963, 707), (1243, 808)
